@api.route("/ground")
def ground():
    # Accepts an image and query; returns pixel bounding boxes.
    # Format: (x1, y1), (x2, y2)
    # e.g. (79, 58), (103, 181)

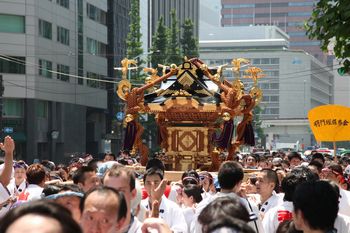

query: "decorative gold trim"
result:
(117, 79), (132, 100)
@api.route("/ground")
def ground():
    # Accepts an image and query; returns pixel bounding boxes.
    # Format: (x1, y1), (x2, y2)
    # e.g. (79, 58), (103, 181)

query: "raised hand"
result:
(0, 136), (15, 186)
(151, 179), (167, 202)
(0, 136), (15, 156)
(141, 218), (172, 233)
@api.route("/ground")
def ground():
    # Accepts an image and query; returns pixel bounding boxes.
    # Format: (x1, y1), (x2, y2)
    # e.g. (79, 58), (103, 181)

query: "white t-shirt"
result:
(183, 206), (196, 233)
(339, 189), (350, 216)
(334, 214), (350, 233)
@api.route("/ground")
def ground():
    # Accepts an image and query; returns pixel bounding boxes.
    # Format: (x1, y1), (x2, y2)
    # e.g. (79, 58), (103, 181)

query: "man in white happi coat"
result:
(0, 136), (15, 217)
(141, 167), (187, 233)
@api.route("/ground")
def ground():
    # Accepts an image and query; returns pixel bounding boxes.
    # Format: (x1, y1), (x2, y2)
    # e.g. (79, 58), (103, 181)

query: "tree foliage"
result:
(306, 0), (350, 73)
(166, 9), (182, 65)
(181, 19), (199, 59)
(126, 0), (144, 81)
(126, 0), (143, 59)
(150, 16), (168, 69)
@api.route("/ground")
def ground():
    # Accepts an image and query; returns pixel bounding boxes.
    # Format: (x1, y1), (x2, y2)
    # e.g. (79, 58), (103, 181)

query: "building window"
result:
(287, 22), (304, 27)
(288, 2), (314, 7)
(0, 56), (25, 74)
(270, 58), (279, 64)
(0, 14), (25, 33)
(86, 3), (106, 25)
(57, 64), (70, 82)
(270, 83), (279, 89)
(262, 108), (279, 115)
(39, 59), (52, 78)
(86, 38), (106, 57)
(260, 83), (279, 90)
(56, 0), (69, 9)
(288, 31), (306, 37)
(270, 96), (279, 102)
(223, 4), (254, 8)
(252, 58), (260, 64)
(57, 26), (69, 45)
(288, 12), (312, 17)
(290, 41), (321, 46)
(38, 19), (52, 39)
(3, 99), (23, 117)
(86, 72), (105, 89)
(36, 100), (48, 118)
(261, 58), (270, 64)
(223, 14), (253, 19)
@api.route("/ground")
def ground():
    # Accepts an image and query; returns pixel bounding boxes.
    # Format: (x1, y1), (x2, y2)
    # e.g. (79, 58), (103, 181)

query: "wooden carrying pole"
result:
(333, 141), (338, 163)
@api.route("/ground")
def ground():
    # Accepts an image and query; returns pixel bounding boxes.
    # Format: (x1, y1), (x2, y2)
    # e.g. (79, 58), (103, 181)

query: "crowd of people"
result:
(0, 135), (350, 233)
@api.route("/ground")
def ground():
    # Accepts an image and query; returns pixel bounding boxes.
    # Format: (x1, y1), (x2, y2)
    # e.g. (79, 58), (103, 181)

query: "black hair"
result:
(183, 184), (203, 203)
(181, 170), (200, 185)
(87, 158), (100, 171)
(281, 167), (319, 202)
(247, 154), (259, 163)
(311, 153), (325, 164)
(218, 161), (244, 190)
(287, 152), (302, 162)
(41, 160), (55, 171)
(143, 167), (164, 184)
(293, 181), (338, 231)
(261, 168), (280, 193)
(308, 160), (323, 174)
(276, 220), (302, 233)
(0, 200), (82, 233)
(80, 186), (127, 221)
(198, 196), (250, 232)
(72, 166), (95, 184)
(42, 184), (62, 196)
(43, 183), (83, 197)
(146, 158), (165, 172)
(104, 153), (116, 160)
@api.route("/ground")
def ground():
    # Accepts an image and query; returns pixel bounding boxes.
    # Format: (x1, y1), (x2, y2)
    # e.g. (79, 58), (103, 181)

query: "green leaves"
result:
(181, 19), (199, 59)
(306, 0), (350, 73)
(150, 16), (168, 69)
(149, 10), (199, 68)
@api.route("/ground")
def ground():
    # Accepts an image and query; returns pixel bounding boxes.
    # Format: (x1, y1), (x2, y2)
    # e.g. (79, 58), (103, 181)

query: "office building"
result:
(0, 0), (108, 162)
(106, 0), (131, 151)
(199, 25), (334, 147)
(220, 0), (325, 63)
(147, 0), (199, 49)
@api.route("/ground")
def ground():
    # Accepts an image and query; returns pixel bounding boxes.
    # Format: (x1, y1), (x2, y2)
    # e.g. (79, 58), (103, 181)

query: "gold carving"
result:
(250, 86), (263, 105)
(232, 58), (250, 75)
(120, 58), (137, 79)
(117, 79), (132, 101)
(244, 67), (265, 86)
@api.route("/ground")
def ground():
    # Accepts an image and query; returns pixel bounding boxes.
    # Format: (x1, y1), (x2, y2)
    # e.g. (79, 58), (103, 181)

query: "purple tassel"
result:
(123, 121), (136, 150)
(212, 119), (234, 149)
(243, 122), (255, 146)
